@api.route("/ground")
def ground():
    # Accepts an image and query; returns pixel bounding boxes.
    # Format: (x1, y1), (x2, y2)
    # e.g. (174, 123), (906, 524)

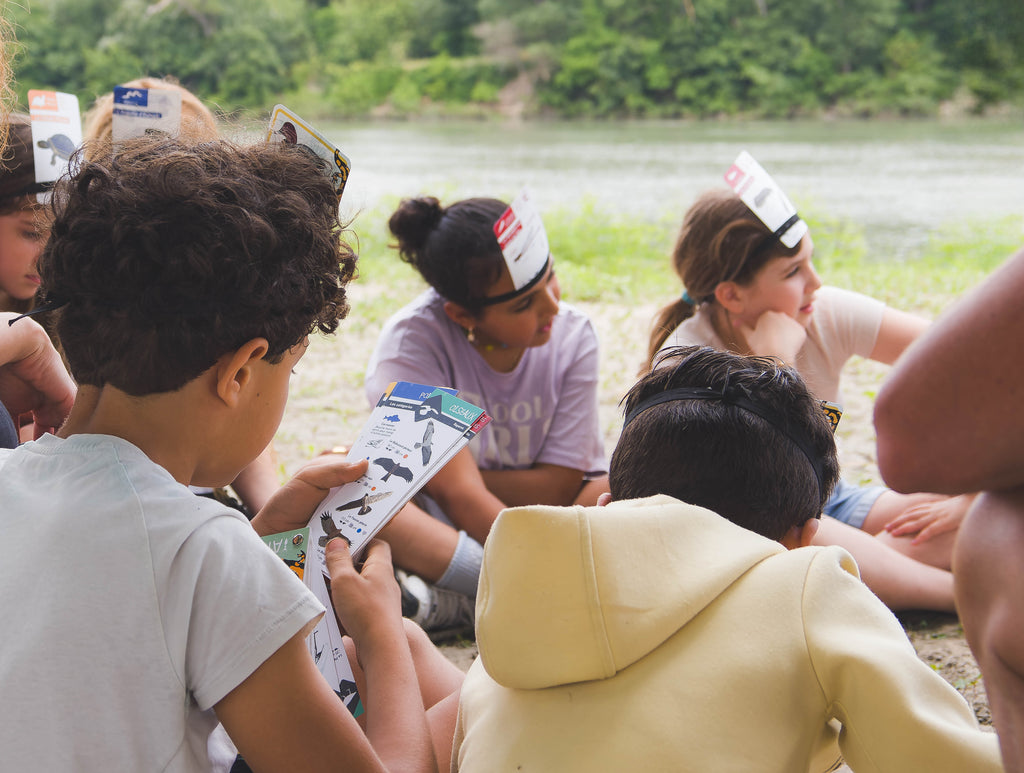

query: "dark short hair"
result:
(38, 137), (356, 395)
(610, 345), (839, 540)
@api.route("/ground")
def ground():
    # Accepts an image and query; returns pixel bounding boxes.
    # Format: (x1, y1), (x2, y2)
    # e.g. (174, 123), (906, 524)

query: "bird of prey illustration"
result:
(415, 420), (435, 465)
(335, 490), (392, 516)
(415, 392), (445, 423)
(373, 457), (414, 483)
(317, 511), (351, 547)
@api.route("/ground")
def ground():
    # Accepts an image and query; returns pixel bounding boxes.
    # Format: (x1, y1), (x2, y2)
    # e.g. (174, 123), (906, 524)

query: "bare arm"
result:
(875, 247), (1024, 495)
(0, 314), (75, 436)
(423, 447), (505, 546)
(216, 630), (388, 773)
(251, 455), (369, 537)
(216, 539), (436, 773)
(868, 306), (931, 365)
(480, 463), (585, 508)
(424, 450), (587, 542)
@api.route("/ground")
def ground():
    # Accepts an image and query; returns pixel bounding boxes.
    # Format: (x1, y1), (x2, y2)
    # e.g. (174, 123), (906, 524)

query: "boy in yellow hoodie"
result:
(453, 344), (1002, 773)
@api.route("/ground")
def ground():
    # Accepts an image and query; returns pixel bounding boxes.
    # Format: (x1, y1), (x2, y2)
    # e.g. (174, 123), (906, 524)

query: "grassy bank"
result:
(345, 198), (1023, 313)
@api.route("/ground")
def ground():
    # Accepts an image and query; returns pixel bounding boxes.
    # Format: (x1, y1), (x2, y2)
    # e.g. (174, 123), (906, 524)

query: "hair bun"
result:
(389, 196), (444, 257)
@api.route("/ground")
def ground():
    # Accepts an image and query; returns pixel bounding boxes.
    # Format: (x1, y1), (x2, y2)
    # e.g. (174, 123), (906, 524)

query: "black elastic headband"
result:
(773, 213), (802, 242)
(623, 386), (830, 500)
(475, 256), (551, 307)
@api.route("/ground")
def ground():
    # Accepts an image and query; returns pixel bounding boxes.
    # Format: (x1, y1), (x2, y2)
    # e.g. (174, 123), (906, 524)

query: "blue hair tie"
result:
(681, 290), (695, 305)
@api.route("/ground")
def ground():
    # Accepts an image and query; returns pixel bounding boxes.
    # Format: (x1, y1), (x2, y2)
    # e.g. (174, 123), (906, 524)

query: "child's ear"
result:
(215, 337), (269, 408)
(779, 518), (819, 550)
(713, 281), (745, 315)
(443, 300), (477, 333)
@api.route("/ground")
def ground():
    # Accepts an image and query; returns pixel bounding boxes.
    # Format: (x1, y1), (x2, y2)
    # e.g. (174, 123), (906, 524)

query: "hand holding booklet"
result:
(262, 381), (490, 715)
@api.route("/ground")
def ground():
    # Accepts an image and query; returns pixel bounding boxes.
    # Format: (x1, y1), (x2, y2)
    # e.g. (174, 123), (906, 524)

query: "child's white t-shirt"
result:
(0, 433), (324, 772)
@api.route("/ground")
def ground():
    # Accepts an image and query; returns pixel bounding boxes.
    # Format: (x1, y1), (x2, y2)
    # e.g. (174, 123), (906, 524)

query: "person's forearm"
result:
(360, 638), (438, 773)
(876, 248), (1024, 494)
(480, 464), (584, 508)
(423, 449), (505, 545)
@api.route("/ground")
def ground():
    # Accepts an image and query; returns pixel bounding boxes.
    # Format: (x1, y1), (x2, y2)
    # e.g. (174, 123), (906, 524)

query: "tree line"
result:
(9, 0), (1024, 119)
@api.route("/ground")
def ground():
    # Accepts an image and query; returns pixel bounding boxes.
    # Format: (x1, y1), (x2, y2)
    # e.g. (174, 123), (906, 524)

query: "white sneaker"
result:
(396, 570), (475, 640)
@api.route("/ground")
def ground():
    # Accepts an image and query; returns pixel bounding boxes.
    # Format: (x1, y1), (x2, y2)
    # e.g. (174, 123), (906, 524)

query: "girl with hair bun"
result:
(364, 194), (607, 633)
(648, 186), (974, 612)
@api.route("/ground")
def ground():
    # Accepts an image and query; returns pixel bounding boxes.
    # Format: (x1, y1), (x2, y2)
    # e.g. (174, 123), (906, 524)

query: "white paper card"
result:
(493, 188), (550, 291)
(112, 86), (183, 141)
(27, 90), (82, 200)
(723, 151), (807, 248)
(266, 104), (350, 197)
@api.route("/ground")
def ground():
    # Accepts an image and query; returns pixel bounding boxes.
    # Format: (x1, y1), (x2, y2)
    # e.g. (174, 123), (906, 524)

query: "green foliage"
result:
(323, 60), (403, 115)
(404, 55), (514, 104)
(7, 0), (1024, 118)
(543, 199), (677, 302)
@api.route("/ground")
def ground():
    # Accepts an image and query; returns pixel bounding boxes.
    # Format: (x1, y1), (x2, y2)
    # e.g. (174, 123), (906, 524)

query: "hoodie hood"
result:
(475, 494), (783, 690)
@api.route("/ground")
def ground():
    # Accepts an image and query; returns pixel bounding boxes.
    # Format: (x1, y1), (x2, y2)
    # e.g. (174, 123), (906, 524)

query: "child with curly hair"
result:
(0, 136), (446, 772)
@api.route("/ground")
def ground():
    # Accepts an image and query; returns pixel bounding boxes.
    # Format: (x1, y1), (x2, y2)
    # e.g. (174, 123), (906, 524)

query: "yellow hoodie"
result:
(453, 495), (1002, 773)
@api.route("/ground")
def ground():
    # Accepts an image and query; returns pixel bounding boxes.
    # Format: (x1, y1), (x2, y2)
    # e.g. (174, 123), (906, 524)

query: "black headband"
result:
(623, 386), (835, 500)
(475, 256), (551, 307)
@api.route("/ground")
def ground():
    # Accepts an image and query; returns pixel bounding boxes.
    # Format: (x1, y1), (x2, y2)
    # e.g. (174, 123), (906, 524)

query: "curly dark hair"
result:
(388, 195), (507, 313)
(38, 137), (356, 395)
(611, 345), (839, 541)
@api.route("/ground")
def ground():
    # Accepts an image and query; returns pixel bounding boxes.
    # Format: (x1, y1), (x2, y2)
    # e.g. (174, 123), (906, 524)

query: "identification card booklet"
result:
(262, 381), (489, 716)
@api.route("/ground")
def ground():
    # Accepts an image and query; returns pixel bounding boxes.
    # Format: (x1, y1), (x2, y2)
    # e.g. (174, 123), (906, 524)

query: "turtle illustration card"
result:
(27, 89), (82, 200)
(266, 104), (351, 198)
(111, 85), (184, 142)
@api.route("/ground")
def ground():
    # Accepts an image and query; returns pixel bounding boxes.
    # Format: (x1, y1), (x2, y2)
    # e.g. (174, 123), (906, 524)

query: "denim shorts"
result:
(823, 478), (887, 529)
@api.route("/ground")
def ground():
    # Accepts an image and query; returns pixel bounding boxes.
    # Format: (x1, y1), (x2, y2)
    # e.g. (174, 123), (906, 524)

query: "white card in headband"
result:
(723, 151), (807, 248)
(493, 189), (550, 291)
(267, 104), (351, 198)
(28, 89), (82, 201)
(112, 86), (183, 141)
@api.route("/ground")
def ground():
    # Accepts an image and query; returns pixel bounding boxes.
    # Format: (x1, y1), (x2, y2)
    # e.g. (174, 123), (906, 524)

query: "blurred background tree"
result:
(7, 0), (1023, 118)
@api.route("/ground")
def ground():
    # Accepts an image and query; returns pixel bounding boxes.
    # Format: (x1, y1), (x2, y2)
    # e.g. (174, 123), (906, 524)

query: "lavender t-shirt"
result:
(365, 289), (606, 475)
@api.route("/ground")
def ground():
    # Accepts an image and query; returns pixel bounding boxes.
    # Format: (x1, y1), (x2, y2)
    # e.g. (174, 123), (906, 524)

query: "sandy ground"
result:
(272, 283), (991, 729)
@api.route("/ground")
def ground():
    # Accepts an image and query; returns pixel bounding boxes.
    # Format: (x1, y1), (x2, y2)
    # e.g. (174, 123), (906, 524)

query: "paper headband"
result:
(724, 151), (807, 249)
(27, 89), (82, 203)
(482, 188), (551, 306)
(267, 105), (351, 198)
(112, 86), (184, 141)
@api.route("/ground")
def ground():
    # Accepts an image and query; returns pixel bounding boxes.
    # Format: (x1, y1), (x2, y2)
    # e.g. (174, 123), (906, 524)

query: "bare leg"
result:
(377, 501), (460, 584)
(814, 516), (955, 612)
(860, 490), (962, 571)
(955, 488), (1024, 772)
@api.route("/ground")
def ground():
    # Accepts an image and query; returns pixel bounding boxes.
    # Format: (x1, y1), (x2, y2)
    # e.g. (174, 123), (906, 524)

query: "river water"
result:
(312, 117), (1024, 258)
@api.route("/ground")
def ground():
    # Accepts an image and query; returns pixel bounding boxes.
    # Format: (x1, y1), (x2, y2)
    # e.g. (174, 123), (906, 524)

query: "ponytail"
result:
(645, 297), (696, 372)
